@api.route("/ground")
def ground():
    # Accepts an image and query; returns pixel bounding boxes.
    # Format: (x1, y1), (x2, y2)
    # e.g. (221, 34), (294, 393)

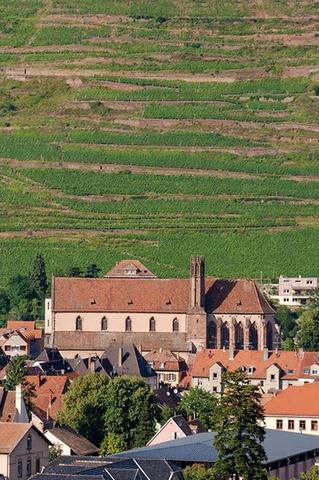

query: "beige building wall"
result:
(0, 428), (49, 480)
(265, 416), (319, 435)
(2, 334), (29, 358)
(54, 312), (186, 333)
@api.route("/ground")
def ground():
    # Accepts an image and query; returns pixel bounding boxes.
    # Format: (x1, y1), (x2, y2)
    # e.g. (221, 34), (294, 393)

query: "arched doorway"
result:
(249, 323), (258, 350)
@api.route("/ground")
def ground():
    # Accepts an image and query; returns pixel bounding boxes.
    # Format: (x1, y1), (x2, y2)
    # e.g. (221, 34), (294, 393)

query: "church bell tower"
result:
(186, 256), (207, 351)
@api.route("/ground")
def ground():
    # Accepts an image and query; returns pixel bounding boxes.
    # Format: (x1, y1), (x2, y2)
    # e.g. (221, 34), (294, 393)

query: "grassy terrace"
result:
(0, 0), (319, 282)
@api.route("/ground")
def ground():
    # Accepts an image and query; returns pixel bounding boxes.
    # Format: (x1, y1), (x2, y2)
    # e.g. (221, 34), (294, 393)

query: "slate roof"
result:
(264, 383), (319, 416)
(117, 429), (319, 465)
(100, 342), (156, 379)
(33, 455), (183, 480)
(35, 347), (63, 363)
(46, 425), (98, 455)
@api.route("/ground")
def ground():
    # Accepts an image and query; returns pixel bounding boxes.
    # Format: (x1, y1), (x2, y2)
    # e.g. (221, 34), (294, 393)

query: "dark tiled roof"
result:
(117, 430), (319, 465)
(155, 388), (180, 409)
(47, 426), (98, 455)
(100, 342), (156, 379)
(54, 331), (188, 353)
(35, 348), (63, 363)
(35, 455), (183, 480)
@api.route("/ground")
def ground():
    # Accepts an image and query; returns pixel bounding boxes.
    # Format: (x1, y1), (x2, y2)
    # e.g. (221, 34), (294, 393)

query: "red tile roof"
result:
(144, 350), (187, 372)
(52, 274), (274, 315)
(192, 349), (319, 380)
(7, 321), (36, 330)
(105, 259), (156, 278)
(264, 383), (319, 416)
(26, 375), (70, 421)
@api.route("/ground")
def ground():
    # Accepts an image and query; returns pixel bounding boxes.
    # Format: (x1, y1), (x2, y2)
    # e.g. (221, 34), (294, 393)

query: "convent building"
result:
(45, 257), (280, 357)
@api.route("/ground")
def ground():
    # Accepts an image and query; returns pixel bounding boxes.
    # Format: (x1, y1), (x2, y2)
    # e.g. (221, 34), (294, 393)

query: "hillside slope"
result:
(0, 0), (319, 281)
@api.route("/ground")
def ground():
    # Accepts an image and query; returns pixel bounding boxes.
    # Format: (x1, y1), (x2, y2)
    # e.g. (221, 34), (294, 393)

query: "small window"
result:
(299, 420), (306, 431)
(168, 373), (176, 381)
(197, 379), (202, 386)
(27, 435), (32, 450)
(213, 386), (217, 392)
(125, 317), (132, 332)
(101, 316), (108, 331)
(312, 369), (318, 375)
(20, 346), (26, 351)
(4, 345), (10, 351)
(276, 420), (283, 430)
(75, 316), (82, 331)
(172, 318), (179, 332)
(160, 362), (165, 369)
(149, 317), (156, 332)
(18, 460), (22, 478)
(311, 421), (318, 431)
(27, 459), (31, 476)
(270, 374), (275, 381)
(288, 420), (295, 430)
(213, 372), (218, 379)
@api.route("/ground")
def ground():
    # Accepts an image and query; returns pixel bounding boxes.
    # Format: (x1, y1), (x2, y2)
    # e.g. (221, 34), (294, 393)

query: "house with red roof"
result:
(45, 257), (278, 356)
(191, 348), (319, 393)
(0, 321), (43, 359)
(264, 383), (319, 435)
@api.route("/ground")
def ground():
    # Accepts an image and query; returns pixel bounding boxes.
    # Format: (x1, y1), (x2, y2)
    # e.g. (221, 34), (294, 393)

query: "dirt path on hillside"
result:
(2, 157), (319, 183)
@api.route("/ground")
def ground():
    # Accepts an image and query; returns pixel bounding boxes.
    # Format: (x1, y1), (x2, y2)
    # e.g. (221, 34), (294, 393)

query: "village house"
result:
(28, 375), (70, 432)
(144, 349), (187, 387)
(44, 425), (98, 456)
(45, 257), (279, 356)
(0, 423), (50, 480)
(0, 322), (43, 359)
(191, 348), (319, 393)
(263, 383), (319, 435)
(147, 415), (205, 446)
(0, 385), (28, 423)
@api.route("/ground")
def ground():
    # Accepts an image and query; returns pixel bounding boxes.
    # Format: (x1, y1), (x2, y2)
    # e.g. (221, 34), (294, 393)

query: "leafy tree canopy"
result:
(297, 308), (319, 351)
(213, 370), (267, 480)
(178, 387), (217, 430)
(84, 264), (102, 278)
(99, 432), (126, 455)
(302, 466), (319, 479)
(184, 464), (227, 480)
(275, 305), (298, 340)
(57, 374), (160, 449)
(30, 253), (48, 300)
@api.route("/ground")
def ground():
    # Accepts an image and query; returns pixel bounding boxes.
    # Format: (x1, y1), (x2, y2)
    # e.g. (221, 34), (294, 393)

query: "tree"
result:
(30, 254), (48, 300)
(297, 309), (319, 351)
(48, 445), (62, 462)
(275, 305), (298, 341)
(213, 370), (267, 480)
(0, 289), (10, 315)
(178, 387), (217, 430)
(302, 466), (319, 479)
(184, 464), (226, 480)
(67, 266), (82, 277)
(84, 264), (101, 278)
(4, 355), (28, 391)
(8, 275), (34, 304)
(160, 404), (173, 426)
(57, 373), (109, 446)
(99, 432), (126, 455)
(103, 376), (160, 448)
(57, 374), (160, 449)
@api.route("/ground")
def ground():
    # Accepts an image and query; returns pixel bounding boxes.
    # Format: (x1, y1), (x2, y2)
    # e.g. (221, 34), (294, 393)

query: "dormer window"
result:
(128, 299), (133, 305)
(248, 366), (255, 374)
(90, 298), (96, 305)
(166, 299), (171, 305)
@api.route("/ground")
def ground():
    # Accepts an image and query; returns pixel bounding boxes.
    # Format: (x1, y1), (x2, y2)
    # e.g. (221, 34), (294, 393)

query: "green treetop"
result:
(30, 253), (48, 300)
(296, 308), (319, 351)
(213, 370), (267, 480)
(178, 386), (217, 430)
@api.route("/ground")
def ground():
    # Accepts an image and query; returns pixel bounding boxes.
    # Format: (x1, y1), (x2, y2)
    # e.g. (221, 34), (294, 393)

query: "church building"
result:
(45, 257), (279, 357)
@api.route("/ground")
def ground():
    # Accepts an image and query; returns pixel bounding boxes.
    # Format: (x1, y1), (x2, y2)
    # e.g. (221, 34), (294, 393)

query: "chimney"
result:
(228, 347), (234, 360)
(15, 384), (29, 423)
(263, 348), (269, 361)
(298, 347), (304, 358)
(118, 347), (123, 367)
(190, 256), (205, 310)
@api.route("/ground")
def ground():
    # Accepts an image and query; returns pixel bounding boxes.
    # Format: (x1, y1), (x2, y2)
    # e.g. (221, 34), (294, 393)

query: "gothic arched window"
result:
(149, 317), (156, 332)
(75, 316), (82, 331)
(101, 316), (108, 331)
(125, 317), (132, 332)
(172, 318), (179, 332)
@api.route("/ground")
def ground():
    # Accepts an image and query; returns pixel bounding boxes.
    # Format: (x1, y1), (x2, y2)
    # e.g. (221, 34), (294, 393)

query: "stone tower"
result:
(186, 256), (207, 351)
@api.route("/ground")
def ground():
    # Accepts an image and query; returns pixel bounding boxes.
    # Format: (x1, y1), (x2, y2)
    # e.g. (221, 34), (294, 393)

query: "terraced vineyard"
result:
(0, 0), (319, 281)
